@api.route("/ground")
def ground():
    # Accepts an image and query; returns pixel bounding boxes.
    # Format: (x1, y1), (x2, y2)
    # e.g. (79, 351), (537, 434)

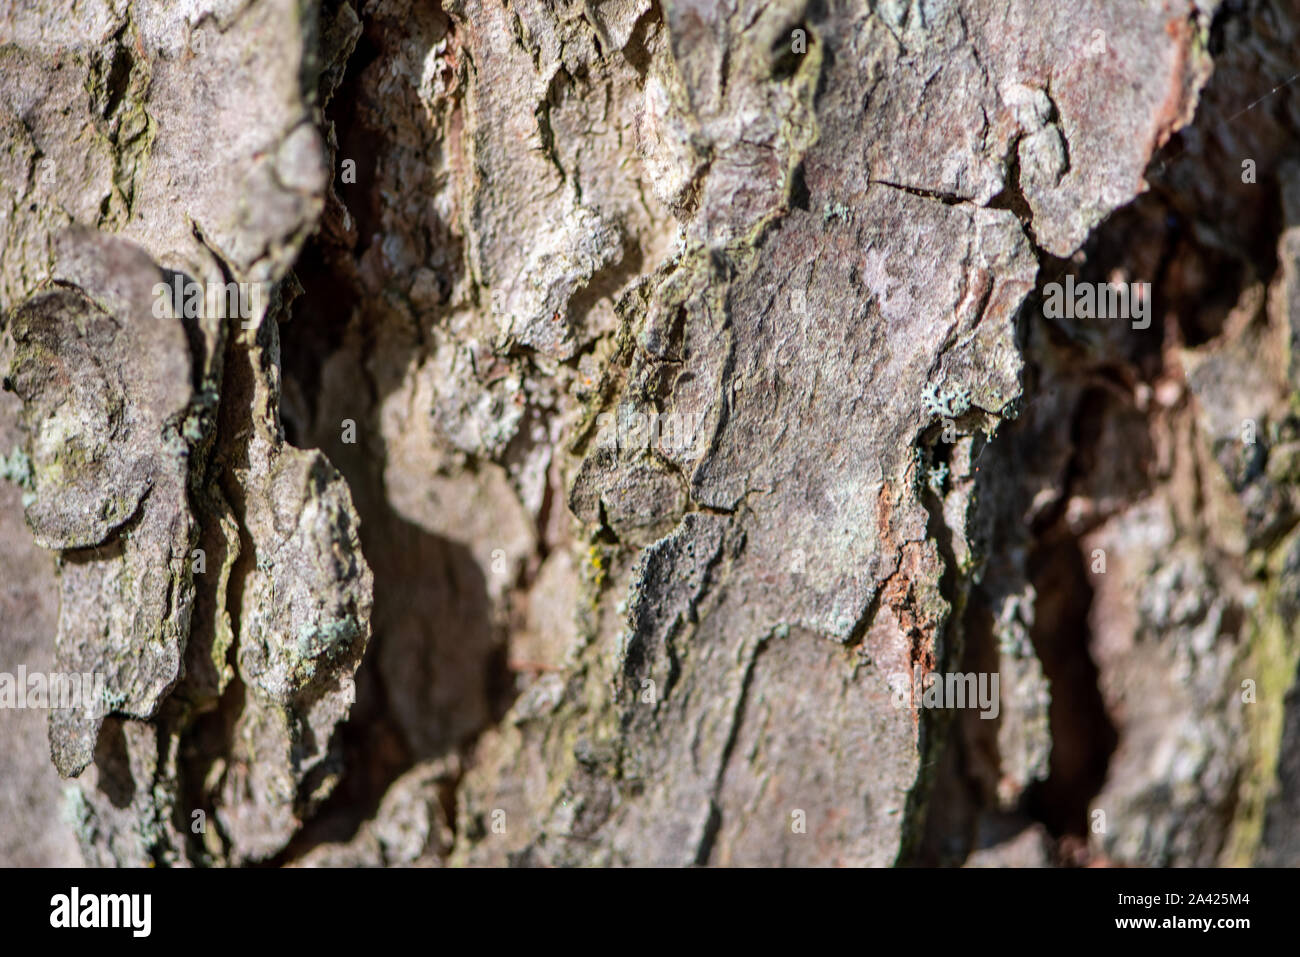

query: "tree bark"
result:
(1, 0), (1298, 868)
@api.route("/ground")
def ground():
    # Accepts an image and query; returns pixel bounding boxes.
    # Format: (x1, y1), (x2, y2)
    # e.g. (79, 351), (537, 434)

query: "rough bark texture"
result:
(1, 0), (1299, 867)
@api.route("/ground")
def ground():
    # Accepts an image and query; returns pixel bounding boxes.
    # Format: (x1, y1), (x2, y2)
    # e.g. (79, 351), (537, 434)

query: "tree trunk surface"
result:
(1, 0), (1299, 867)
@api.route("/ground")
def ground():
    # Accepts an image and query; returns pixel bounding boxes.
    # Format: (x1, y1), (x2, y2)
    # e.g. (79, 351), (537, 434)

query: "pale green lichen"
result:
(921, 381), (973, 420)
(927, 461), (949, 494)
(1223, 540), (1300, 865)
(295, 615), (362, 660)
(823, 201), (850, 222)
(60, 785), (92, 834)
(0, 446), (36, 506)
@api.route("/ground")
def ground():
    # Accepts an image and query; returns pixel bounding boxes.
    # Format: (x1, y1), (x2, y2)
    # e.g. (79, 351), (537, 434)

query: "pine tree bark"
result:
(1, 0), (1298, 867)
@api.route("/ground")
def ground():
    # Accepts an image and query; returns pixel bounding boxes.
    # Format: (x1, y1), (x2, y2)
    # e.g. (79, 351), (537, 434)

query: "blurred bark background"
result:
(1, 0), (1299, 866)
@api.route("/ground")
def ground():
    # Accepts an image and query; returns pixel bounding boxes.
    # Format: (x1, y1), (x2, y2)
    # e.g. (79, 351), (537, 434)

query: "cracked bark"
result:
(1, 0), (1299, 868)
